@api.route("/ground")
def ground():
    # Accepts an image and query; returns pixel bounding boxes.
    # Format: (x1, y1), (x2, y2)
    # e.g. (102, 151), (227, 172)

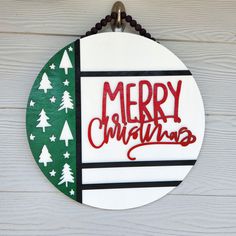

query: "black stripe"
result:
(82, 181), (181, 190)
(75, 39), (82, 203)
(82, 160), (196, 169)
(80, 70), (191, 77)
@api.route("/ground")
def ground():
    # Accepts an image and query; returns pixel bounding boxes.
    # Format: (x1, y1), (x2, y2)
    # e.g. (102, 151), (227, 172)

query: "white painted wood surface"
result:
(0, 0), (236, 235)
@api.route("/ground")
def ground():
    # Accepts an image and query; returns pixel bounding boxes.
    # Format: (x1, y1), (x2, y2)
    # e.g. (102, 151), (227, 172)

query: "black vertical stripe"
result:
(75, 39), (82, 203)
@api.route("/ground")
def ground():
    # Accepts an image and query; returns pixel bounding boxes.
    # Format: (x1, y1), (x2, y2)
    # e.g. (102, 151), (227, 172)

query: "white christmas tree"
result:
(39, 73), (52, 93)
(36, 109), (51, 132)
(59, 50), (72, 75)
(59, 120), (73, 147)
(58, 163), (74, 187)
(58, 91), (74, 113)
(39, 145), (52, 167)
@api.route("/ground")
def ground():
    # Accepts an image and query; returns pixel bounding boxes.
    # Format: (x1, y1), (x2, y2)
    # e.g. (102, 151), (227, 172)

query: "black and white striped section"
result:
(82, 162), (195, 186)
(75, 36), (193, 204)
(80, 160), (195, 209)
(75, 32), (205, 209)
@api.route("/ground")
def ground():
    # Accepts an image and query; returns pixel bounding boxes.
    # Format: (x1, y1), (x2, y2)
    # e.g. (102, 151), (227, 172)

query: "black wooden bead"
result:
(105, 15), (112, 22)
(86, 31), (92, 36)
(130, 20), (137, 27)
(145, 33), (151, 38)
(101, 19), (107, 26)
(121, 12), (126, 19)
(111, 12), (118, 19)
(95, 23), (102, 30)
(135, 24), (142, 31)
(125, 15), (132, 22)
(140, 28), (147, 36)
(91, 27), (97, 34)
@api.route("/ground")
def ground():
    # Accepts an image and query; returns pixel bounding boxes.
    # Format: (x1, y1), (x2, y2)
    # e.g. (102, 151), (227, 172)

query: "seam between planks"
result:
(0, 107), (235, 117)
(0, 31), (236, 46)
(0, 190), (236, 198)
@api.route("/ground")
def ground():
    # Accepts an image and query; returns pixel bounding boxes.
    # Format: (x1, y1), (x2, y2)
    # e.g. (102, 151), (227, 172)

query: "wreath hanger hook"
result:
(111, 1), (126, 32)
(83, 2), (155, 41)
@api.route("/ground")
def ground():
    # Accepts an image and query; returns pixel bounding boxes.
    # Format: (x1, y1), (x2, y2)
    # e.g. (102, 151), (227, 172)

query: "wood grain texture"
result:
(1, 192), (236, 236)
(0, 108), (236, 196)
(1, 0), (236, 43)
(0, 33), (236, 115)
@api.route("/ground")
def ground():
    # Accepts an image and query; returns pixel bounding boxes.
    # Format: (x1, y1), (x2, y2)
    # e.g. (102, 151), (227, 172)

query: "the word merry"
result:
(102, 80), (182, 125)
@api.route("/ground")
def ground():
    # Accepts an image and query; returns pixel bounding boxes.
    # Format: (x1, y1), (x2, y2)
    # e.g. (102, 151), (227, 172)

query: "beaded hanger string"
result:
(81, 12), (156, 42)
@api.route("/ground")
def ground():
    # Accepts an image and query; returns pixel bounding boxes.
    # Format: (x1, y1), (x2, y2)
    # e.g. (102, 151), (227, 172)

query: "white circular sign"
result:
(27, 32), (205, 210)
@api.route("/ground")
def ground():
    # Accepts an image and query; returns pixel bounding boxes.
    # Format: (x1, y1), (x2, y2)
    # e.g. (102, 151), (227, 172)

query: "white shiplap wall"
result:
(0, 0), (236, 235)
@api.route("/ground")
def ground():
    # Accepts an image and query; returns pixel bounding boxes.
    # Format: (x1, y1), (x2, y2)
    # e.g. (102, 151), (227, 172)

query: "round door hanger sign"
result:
(26, 32), (205, 210)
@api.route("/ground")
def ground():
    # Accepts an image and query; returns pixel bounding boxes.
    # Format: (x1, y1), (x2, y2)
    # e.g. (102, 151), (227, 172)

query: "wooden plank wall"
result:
(0, 0), (236, 235)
